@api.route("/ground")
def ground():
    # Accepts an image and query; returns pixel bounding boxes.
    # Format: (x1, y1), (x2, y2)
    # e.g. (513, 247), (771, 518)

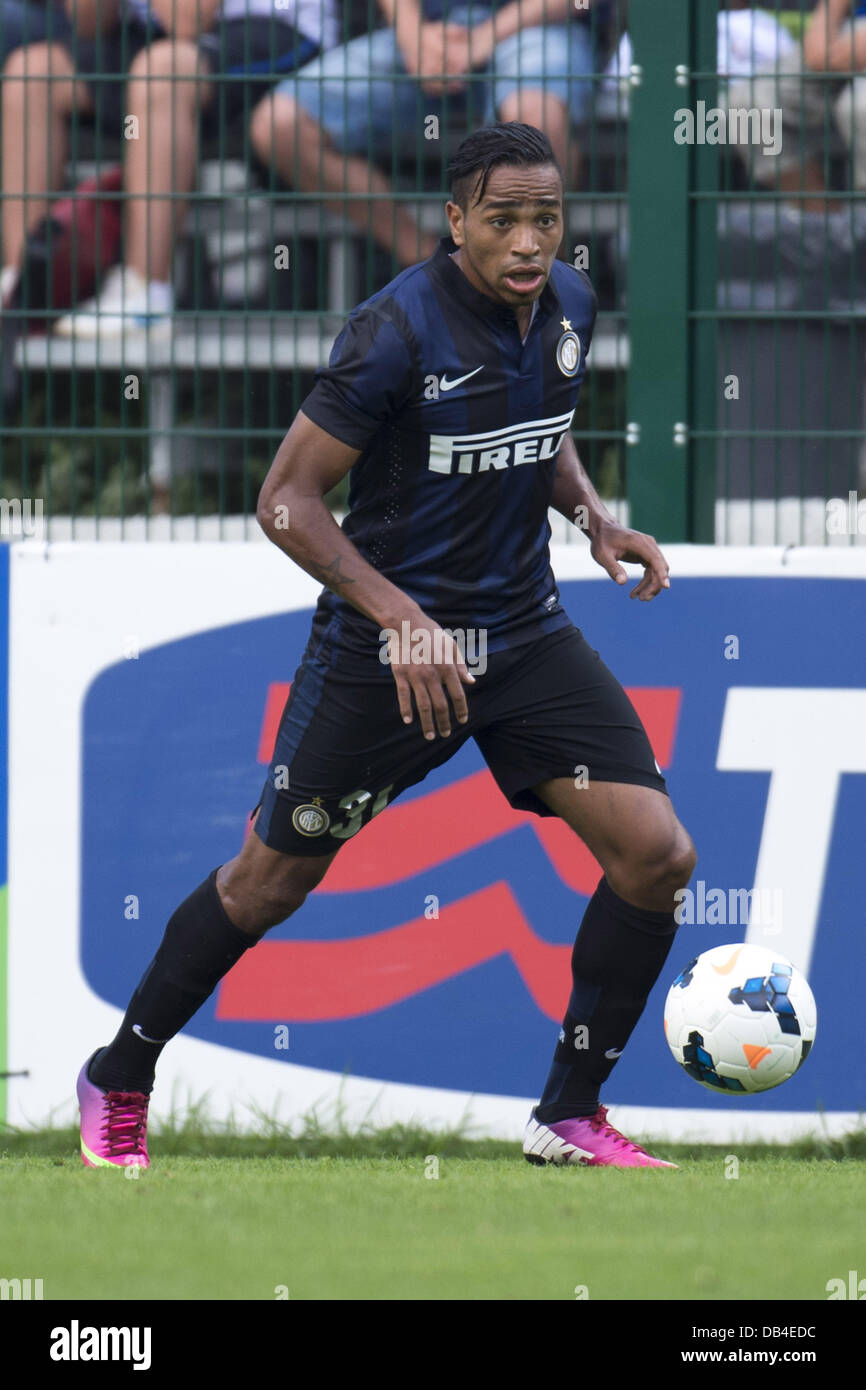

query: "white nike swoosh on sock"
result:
(132, 1024), (168, 1045)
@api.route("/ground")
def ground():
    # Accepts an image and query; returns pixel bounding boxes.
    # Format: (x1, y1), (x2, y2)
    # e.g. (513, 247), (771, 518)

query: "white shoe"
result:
(53, 265), (173, 339)
(1, 265), (19, 308)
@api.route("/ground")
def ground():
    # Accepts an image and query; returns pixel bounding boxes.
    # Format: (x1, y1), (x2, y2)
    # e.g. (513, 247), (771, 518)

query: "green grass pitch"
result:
(2, 1122), (864, 1301)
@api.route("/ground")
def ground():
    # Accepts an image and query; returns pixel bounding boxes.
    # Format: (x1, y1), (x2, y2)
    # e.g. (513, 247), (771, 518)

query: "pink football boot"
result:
(77, 1052), (150, 1169)
(524, 1105), (678, 1169)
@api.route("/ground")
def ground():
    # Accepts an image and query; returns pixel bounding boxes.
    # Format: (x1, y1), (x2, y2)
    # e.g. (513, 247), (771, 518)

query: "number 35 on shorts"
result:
(330, 783), (394, 841)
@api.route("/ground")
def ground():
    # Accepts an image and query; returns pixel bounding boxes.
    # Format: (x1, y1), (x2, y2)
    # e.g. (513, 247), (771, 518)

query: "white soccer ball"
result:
(663, 943), (817, 1094)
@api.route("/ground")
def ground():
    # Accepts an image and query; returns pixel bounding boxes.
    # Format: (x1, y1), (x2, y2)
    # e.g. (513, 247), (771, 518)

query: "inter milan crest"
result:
(556, 316), (581, 377)
(292, 799), (331, 836)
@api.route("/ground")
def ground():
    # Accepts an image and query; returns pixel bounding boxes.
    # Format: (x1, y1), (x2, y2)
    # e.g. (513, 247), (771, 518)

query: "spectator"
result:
(725, 0), (866, 205)
(803, 0), (866, 188)
(249, 0), (601, 269)
(602, 2), (797, 104)
(603, 2), (834, 206)
(1, 0), (339, 335)
(1, 0), (126, 308)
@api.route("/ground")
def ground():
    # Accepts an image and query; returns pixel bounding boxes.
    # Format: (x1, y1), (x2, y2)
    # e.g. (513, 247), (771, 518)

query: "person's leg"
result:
(534, 776), (695, 914)
(89, 826), (341, 1097)
(249, 30), (439, 267)
(823, 18), (866, 190)
(84, 637), (474, 1115)
(497, 86), (572, 182)
(531, 776), (696, 1123)
(1, 40), (91, 271)
(486, 21), (594, 190)
(726, 52), (834, 212)
(475, 625), (695, 1146)
(123, 38), (214, 286)
(498, 87), (571, 183)
(78, 823), (344, 1166)
(52, 33), (212, 338)
(834, 75), (866, 189)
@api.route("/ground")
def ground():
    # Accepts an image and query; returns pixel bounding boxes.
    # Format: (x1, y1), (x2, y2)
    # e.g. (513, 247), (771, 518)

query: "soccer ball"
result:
(663, 943), (817, 1094)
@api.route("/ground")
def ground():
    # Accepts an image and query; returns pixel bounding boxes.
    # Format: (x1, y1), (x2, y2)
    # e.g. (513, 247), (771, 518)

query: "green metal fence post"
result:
(626, 0), (694, 541)
(690, 0), (721, 543)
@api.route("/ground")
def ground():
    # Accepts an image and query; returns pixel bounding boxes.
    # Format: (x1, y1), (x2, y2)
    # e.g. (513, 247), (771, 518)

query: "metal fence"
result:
(0, 0), (862, 543)
(628, 0), (865, 546)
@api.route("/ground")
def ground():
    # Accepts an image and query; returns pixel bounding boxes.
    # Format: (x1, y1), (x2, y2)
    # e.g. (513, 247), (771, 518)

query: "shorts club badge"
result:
(291, 799), (331, 837)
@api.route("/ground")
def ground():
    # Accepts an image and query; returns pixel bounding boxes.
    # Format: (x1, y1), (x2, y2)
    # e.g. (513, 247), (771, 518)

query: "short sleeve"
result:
(300, 300), (419, 450)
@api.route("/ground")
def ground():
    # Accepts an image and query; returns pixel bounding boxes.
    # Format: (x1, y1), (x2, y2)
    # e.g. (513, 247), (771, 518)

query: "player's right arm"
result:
(256, 410), (474, 740)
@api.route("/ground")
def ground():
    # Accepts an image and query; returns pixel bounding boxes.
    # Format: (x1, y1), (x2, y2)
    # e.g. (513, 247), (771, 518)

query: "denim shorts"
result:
(273, 9), (594, 152)
(0, 0), (71, 64)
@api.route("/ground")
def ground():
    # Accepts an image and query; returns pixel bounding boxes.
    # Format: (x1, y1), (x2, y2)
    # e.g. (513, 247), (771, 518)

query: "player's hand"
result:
(382, 614), (476, 739)
(589, 520), (671, 601)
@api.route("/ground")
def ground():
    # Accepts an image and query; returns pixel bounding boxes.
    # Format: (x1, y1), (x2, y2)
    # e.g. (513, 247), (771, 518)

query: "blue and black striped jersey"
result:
(301, 235), (598, 661)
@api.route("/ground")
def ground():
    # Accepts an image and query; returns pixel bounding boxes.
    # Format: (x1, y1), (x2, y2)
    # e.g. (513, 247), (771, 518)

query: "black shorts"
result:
(253, 623), (669, 858)
(67, 17), (317, 136)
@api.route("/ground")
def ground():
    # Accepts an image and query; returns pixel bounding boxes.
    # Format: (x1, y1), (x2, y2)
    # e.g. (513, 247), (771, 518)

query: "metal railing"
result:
(0, 0), (861, 544)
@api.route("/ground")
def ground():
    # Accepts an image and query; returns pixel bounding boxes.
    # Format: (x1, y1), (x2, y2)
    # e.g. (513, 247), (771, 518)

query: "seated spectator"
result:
(802, 0), (866, 188)
(1, 0), (121, 308)
(601, 2), (797, 107)
(1, 0), (338, 335)
(725, 0), (866, 206)
(604, 2), (833, 207)
(249, 0), (602, 269)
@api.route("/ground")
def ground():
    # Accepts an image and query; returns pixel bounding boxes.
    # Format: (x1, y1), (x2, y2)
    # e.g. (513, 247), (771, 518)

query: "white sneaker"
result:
(0, 265), (19, 308)
(53, 265), (173, 339)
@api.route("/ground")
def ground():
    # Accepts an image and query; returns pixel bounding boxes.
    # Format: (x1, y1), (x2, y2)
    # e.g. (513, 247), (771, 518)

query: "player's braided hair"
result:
(447, 122), (562, 210)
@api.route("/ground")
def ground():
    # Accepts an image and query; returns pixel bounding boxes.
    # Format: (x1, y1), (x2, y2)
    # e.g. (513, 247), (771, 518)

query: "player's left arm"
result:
(550, 432), (671, 601)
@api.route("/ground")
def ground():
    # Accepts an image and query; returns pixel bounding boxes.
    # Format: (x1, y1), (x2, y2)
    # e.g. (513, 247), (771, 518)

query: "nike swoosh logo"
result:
(440, 367), (484, 392)
(132, 1024), (168, 1044)
(712, 946), (745, 976)
(604, 1048), (624, 1060)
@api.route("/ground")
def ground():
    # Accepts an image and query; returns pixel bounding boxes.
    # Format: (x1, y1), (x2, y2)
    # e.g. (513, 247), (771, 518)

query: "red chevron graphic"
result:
(257, 681), (291, 764)
(216, 881), (571, 1022)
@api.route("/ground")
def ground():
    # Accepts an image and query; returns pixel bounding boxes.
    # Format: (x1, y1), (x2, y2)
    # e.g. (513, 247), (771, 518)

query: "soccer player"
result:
(78, 122), (696, 1171)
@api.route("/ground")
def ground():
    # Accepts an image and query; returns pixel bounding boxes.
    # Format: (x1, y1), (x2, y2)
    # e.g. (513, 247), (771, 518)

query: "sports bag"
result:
(7, 163), (124, 334)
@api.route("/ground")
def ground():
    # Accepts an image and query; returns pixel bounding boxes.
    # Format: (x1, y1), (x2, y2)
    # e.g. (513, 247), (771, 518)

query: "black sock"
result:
(536, 875), (679, 1123)
(89, 868), (255, 1095)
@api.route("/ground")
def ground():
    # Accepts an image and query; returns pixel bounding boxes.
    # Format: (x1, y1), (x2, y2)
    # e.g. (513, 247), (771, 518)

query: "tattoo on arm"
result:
(313, 555), (357, 590)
